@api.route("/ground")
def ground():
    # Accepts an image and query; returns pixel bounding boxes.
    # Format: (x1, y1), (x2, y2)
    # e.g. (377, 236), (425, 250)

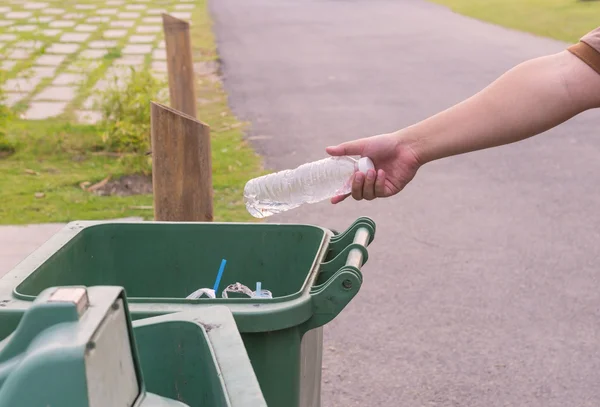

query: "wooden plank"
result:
(162, 13), (197, 118)
(150, 102), (213, 221)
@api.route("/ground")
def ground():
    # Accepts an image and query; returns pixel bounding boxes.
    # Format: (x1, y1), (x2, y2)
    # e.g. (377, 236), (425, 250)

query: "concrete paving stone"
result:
(53, 73), (84, 85)
(80, 49), (106, 59)
(89, 40), (117, 49)
(6, 11), (33, 19)
(36, 54), (67, 66)
(102, 29), (127, 39)
(158, 40), (165, 48)
(42, 8), (64, 15)
(87, 16), (110, 23)
(75, 24), (97, 32)
(47, 43), (79, 54)
(63, 13), (86, 20)
(122, 44), (152, 54)
(118, 12), (140, 19)
(8, 49), (30, 60)
(147, 9), (167, 15)
(11, 25), (37, 32)
(33, 85), (75, 101)
(15, 40), (43, 49)
(125, 4), (146, 10)
(24, 101), (67, 119)
(174, 4), (195, 10)
(152, 49), (166, 60)
(0, 7), (11, 13)
(0, 34), (17, 41)
(60, 32), (90, 43)
(3, 77), (41, 93)
(42, 29), (62, 37)
(171, 12), (192, 20)
(141, 17), (162, 24)
(1, 61), (17, 71)
(29, 66), (57, 78)
(3, 92), (27, 107)
(137, 25), (161, 33)
(151, 61), (167, 73)
(74, 4), (97, 10)
(23, 2), (48, 10)
(97, 9), (118, 15)
(49, 20), (76, 28)
(106, 0), (124, 4)
(110, 20), (135, 28)
(0, 21), (14, 28)
(76, 110), (102, 124)
(35, 16), (53, 23)
(129, 35), (155, 43)
(113, 55), (144, 66)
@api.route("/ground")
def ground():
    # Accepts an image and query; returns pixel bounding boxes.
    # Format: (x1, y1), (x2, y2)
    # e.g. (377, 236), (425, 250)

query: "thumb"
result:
(326, 139), (366, 157)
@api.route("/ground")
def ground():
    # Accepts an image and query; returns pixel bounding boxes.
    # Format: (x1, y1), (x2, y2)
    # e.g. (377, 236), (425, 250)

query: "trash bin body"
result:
(0, 218), (375, 407)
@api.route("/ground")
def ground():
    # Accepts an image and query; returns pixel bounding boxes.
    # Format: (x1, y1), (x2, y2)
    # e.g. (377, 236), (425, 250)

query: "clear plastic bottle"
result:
(244, 156), (374, 218)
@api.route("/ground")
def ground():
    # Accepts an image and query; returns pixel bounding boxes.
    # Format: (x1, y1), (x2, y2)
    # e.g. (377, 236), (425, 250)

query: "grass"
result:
(430, 0), (600, 43)
(0, 0), (263, 224)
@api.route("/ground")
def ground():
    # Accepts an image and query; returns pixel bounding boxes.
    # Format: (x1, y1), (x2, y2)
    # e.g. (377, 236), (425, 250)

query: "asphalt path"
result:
(210, 0), (600, 405)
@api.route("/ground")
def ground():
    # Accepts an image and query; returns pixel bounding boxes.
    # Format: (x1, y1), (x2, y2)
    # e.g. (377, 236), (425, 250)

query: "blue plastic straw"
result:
(256, 281), (262, 298)
(213, 259), (227, 292)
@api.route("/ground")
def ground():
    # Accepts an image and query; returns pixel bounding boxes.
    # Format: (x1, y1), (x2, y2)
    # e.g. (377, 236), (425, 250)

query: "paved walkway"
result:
(211, 0), (600, 405)
(0, 0), (194, 122)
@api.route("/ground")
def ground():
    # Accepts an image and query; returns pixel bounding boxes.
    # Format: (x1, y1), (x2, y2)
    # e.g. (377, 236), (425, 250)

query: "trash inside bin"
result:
(0, 286), (266, 407)
(0, 217), (376, 407)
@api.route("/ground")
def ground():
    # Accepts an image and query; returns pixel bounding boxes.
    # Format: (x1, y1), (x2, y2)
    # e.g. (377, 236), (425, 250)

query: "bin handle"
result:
(302, 217), (375, 333)
(316, 217), (375, 286)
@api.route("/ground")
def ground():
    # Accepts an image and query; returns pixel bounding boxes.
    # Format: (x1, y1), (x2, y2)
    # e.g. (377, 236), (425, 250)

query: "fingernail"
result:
(355, 173), (364, 182)
(367, 169), (375, 180)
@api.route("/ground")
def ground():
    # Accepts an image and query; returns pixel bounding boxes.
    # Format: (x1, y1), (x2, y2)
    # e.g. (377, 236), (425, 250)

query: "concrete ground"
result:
(210, 0), (600, 406)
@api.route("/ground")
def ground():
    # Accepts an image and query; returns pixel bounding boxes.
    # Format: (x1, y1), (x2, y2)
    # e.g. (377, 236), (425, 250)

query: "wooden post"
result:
(150, 102), (213, 221)
(162, 13), (197, 118)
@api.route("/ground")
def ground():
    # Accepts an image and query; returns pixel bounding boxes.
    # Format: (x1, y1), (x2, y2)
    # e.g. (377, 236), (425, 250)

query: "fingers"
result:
(374, 169), (386, 197)
(331, 193), (350, 204)
(331, 169), (387, 205)
(326, 140), (365, 157)
(351, 172), (364, 200)
(362, 169), (377, 200)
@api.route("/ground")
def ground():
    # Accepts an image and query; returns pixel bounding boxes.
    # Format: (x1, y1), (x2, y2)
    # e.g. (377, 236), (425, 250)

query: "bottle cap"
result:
(358, 157), (375, 173)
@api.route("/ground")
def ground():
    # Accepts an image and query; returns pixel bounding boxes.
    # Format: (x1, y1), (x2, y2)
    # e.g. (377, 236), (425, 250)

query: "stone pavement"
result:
(0, 0), (195, 122)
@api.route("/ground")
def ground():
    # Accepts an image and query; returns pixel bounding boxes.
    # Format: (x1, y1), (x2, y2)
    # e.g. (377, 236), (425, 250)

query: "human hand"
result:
(326, 132), (422, 204)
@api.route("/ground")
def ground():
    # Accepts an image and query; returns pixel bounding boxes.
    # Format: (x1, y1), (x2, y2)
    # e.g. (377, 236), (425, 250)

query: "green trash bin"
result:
(0, 217), (376, 407)
(0, 286), (267, 407)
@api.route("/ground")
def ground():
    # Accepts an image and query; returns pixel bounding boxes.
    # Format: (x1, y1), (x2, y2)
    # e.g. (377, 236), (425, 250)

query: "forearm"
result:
(404, 51), (600, 164)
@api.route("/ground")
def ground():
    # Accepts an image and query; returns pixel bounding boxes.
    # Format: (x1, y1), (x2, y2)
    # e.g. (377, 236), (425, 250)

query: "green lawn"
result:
(0, 0), (263, 224)
(431, 0), (599, 43)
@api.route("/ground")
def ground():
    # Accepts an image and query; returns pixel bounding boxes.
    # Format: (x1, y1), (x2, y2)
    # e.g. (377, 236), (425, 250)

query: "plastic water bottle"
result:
(244, 156), (374, 218)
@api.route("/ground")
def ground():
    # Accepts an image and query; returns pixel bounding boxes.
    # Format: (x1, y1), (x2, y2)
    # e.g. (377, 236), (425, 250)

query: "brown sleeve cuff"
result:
(568, 41), (600, 75)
